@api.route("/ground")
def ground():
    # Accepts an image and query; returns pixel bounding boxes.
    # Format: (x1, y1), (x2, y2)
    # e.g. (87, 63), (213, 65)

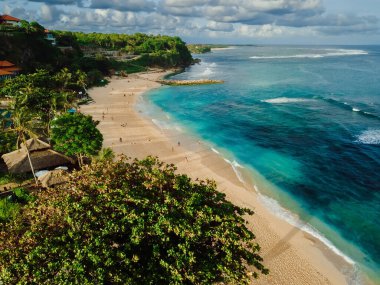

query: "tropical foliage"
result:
(0, 156), (268, 284)
(0, 69), (86, 155)
(50, 113), (103, 166)
(54, 31), (193, 68)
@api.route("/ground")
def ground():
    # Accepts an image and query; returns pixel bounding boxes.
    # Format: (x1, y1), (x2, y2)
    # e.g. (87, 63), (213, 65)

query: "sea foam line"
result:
(250, 49), (368, 60)
(211, 144), (359, 277)
(223, 157), (245, 184)
(261, 97), (314, 104)
(257, 191), (356, 265)
(356, 129), (380, 145)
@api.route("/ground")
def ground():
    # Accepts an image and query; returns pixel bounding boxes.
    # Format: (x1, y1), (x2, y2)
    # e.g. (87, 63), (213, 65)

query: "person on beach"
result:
(120, 138), (122, 142)
(178, 141), (181, 147)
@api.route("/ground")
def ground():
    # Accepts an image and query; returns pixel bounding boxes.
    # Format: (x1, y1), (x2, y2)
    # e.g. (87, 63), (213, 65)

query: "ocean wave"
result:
(356, 130), (380, 145)
(223, 158), (245, 183)
(257, 193), (356, 265)
(250, 49), (368, 60)
(199, 67), (214, 77)
(262, 97), (314, 104)
(151, 119), (169, 130)
(316, 96), (380, 120)
(151, 118), (180, 131)
(211, 147), (220, 154)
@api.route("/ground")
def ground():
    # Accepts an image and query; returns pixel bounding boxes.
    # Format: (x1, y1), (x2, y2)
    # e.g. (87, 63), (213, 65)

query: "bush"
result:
(0, 188), (34, 222)
(0, 157), (268, 284)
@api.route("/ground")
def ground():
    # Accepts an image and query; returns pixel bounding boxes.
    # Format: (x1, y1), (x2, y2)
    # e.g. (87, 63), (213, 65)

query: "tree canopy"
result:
(50, 113), (103, 166)
(0, 156), (268, 284)
(0, 69), (83, 149)
(53, 31), (193, 68)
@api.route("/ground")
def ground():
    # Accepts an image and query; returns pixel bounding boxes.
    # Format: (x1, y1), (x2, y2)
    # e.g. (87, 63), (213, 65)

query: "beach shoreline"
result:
(81, 69), (369, 285)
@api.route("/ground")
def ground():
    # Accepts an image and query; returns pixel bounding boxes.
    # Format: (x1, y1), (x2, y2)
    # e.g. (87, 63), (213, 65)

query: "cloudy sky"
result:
(2, 0), (380, 44)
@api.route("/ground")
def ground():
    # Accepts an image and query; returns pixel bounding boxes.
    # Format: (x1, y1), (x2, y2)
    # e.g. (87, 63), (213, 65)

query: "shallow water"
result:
(145, 46), (380, 283)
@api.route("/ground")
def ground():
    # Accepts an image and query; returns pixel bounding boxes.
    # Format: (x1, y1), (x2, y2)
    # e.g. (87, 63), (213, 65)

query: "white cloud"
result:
(2, 0), (378, 43)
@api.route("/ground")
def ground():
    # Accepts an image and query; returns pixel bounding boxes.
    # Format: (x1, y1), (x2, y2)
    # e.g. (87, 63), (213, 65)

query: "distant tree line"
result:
(53, 31), (194, 68)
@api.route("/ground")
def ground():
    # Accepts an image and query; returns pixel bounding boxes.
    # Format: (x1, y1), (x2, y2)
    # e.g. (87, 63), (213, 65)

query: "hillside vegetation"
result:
(54, 31), (193, 68)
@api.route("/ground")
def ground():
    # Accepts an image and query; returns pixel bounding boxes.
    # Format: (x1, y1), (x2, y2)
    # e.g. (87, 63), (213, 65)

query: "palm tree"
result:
(8, 106), (40, 185)
(95, 147), (115, 162)
(46, 91), (73, 136)
(76, 70), (88, 97)
(55, 68), (73, 91)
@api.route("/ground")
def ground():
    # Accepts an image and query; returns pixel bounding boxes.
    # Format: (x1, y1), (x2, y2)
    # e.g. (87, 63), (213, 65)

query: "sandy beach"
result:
(81, 70), (358, 285)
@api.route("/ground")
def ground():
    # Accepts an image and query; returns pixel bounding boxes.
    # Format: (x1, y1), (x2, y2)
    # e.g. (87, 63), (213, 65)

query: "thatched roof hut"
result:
(38, 169), (68, 188)
(1, 138), (74, 174)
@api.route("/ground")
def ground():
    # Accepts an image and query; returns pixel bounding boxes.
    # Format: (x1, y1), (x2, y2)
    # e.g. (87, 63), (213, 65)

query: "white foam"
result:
(199, 67), (214, 77)
(251, 54), (323, 59)
(262, 97), (313, 104)
(257, 193), (355, 265)
(352, 108), (360, 112)
(356, 129), (380, 145)
(211, 147), (220, 154)
(151, 118), (175, 130)
(232, 160), (244, 169)
(223, 158), (231, 164)
(223, 158), (245, 183)
(250, 49), (368, 60)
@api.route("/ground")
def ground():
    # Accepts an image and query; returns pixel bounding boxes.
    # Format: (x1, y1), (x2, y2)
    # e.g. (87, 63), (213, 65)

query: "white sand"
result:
(81, 70), (358, 285)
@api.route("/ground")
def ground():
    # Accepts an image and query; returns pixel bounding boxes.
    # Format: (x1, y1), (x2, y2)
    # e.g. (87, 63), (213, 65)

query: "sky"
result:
(1, 0), (380, 45)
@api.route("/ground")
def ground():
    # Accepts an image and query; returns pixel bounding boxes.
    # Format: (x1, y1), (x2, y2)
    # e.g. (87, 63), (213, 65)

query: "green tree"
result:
(95, 147), (115, 162)
(6, 107), (40, 184)
(54, 68), (73, 91)
(50, 113), (103, 166)
(75, 69), (88, 94)
(0, 156), (268, 284)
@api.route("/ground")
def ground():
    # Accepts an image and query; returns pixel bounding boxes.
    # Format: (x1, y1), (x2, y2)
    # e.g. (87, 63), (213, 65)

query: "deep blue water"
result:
(145, 46), (380, 282)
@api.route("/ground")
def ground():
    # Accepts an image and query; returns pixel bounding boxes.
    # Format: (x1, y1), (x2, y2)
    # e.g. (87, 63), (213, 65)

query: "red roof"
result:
(0, 61), (15, 68)
(0, 70), (13, 76)
(0, 15), (21, 22)
(2, 67), (21, 72)
(0, 60), (15, 68)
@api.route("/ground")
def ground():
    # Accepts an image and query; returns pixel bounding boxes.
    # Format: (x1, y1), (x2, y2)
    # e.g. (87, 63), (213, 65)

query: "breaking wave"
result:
(356, 130), (380, 145)
(250, 49), (368, 60)
(261, 97), (314, 104)
(257, 193), (356, 265)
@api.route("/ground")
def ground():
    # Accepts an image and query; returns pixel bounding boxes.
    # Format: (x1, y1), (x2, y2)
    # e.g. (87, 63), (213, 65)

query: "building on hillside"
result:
(0, 61), (21, 73)
(0, 61), (21, 81)
(2, 138), (74, 174)
(0, 70), (13, 81)
(44, 29), (56, 46)
(0, 15), (21, 27)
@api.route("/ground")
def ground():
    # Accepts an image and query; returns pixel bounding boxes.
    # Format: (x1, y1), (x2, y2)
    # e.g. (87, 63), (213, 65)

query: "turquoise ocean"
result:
(142, 46), (380, 284)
